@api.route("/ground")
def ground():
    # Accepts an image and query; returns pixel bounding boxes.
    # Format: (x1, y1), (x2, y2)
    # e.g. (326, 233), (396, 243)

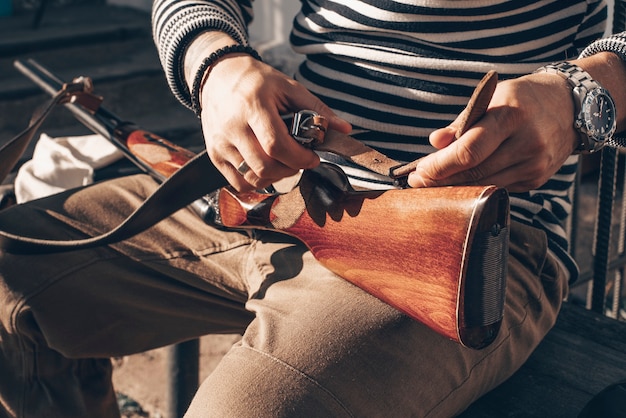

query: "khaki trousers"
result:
(0, 174), (567, 417)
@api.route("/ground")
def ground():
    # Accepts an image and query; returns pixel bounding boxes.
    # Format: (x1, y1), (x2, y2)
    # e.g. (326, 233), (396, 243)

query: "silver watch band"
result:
(542, 62), (597, 94)
(535, 61), (612, 153)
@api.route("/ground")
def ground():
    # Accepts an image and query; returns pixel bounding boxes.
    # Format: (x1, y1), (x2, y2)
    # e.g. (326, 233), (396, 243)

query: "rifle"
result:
(12, 59), (509, 349)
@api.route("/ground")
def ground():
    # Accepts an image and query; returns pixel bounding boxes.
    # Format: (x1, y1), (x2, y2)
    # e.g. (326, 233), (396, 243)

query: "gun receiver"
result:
(14, 59), (509, 349)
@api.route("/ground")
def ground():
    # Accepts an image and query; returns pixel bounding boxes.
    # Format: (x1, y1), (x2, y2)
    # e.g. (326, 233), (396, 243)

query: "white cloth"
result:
(15, 133), (124, 203)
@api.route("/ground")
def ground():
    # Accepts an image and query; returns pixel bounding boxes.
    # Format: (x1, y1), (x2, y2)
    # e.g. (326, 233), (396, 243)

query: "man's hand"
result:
(184, 32), (351, 192)
(408, 72), (580, 192)
(199, 54), (351, 192)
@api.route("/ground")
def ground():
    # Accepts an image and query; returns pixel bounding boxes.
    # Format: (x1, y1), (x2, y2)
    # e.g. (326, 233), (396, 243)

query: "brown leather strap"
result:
(0, 151), (226, 253)
(389, 70), (498, 179)
(316, 129), (403, 177)
(289, 110), (402, 177)
(0, 71), (498, 253)
(0, 77), (103, 184)
(0, 79), (228, 253)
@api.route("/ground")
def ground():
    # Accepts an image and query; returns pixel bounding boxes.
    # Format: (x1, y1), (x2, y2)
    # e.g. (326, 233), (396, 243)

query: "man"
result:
(1, 0), (626, 416)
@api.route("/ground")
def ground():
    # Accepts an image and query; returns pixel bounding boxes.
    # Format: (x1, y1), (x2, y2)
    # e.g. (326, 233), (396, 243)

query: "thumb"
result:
(429, 125), (458, 149)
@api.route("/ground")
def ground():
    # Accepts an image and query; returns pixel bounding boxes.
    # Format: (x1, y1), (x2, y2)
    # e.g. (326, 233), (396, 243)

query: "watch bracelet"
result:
(538, 62), (597, 95)
(534, 61), (620, 153)
(578, 34), (626, 149)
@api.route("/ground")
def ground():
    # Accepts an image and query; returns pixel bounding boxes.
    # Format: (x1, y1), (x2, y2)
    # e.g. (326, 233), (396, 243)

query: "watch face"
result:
(582, 88), (617, 142)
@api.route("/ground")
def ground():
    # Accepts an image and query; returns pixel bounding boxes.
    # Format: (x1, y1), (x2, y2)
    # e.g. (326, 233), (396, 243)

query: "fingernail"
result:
(408, 170), (430, 188)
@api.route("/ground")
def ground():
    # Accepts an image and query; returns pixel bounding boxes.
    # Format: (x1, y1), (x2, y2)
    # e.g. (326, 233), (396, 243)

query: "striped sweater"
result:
(152, 0), (626, 281)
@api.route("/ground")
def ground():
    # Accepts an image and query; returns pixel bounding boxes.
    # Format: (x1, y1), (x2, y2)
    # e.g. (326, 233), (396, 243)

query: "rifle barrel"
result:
(13, 58), (157, 179)
(13, 58), (217, 221)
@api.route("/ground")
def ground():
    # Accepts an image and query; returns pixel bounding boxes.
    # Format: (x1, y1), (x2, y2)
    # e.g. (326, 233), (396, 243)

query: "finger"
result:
(229, 156), (280, 192)
(408, 141), (547, 191)
(209, 145), (257, 191)
(412, 159), (520, 189)
(428, 108), (472, 150)
(237, 147), (300, 187)
(409, 124), (500, 187)
(328, 115), (352, 134)
(429, 126), (457, 149)
(205, 137), (272, 192)
(410, 137), (516, 186)
(243, 113), (319, 178)
(479, 158), (557, 192)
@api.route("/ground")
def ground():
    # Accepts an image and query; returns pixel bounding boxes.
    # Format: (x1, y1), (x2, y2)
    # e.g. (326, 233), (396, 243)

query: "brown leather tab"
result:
(291, 110), (329, 147)
(390, 70), (498, 179)
(454, 70), (498, 140)
(66, 76), (103, 113)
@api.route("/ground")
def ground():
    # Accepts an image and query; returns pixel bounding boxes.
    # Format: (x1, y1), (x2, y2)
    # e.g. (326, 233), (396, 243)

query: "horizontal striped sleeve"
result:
(579, 31), (626, 61)
(152, 0), (254, 109)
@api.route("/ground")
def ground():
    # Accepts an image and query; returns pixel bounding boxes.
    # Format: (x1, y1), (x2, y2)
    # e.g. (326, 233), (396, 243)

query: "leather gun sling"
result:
(0, 79), (229, 252)
(316, 70), (498, 179)
(0, 71), (497, 253)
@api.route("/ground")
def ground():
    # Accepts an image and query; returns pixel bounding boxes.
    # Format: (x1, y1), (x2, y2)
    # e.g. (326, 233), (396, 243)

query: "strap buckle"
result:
(290, 110), (328, 146)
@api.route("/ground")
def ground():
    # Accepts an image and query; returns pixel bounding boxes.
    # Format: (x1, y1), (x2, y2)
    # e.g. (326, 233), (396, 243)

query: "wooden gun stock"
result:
(15, 59), (510, 349)
(217, 164), (509, 349)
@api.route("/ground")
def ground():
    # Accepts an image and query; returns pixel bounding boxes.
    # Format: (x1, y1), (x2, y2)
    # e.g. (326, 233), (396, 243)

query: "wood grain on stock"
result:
(126, 129), (196, 178)
(219, 165), (501, 343)
(120, 72), (505, 346)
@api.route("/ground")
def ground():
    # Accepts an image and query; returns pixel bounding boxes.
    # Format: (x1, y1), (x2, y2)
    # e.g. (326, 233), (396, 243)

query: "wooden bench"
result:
(462, 303), (626, 416)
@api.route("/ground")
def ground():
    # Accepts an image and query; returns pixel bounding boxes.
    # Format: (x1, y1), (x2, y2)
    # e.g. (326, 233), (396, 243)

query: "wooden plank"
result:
(0, 4), (150, 57)
(461, 303), (626, 417)
(0, 3), (159, 101)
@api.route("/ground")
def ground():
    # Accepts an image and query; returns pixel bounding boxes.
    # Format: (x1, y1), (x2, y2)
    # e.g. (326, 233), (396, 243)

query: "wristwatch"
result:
(536, 61), (617, 153)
